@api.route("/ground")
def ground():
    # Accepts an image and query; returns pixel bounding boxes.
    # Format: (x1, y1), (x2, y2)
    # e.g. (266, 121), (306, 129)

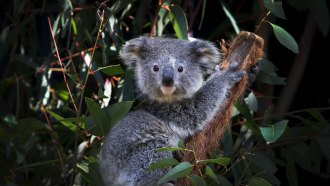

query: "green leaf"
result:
(56, 89), (69, 101)
(97, 88), (109, 99)
(97, 65), (124, 76)
(250, 152), (277, 173)
(77, 162), (89, 173)
(146, 158), (179, 172)
(257, 59), (286, 85)
(289, 143), (314, 171)
(307, 108), (327, 125)
(260, 120), (288, 144)
(248, 177), (272, 186)
(103, 101), (133, 130)
(157, 162), (193, 184)
(200, 157), (230, 167)
(71, 19), (77, 35)
(281, 148), (298, 186)
(156, 146), (186, 152)
(169, 5), (188, 40)
(110, 0), (136, 15)
(198, 0), (207, 30)
(85, 97), (110, 136)
(245, 92), (258, 112)
(270, 23), (299, 53)
(46, 110), (77, 132)
(189, 174), (206, 186)
(263, 0), (286, 19)
(217, 175), (233, 186)
(256, 70), (286, 85)
(222, 130), (234, 157)
(205, 166), (219, 183)
(309, 0), (329, 36)
(258, 59), (278, 73)
(235, 101), (258, 133)
(178, 140), (185, 148)
(219, 0), (240, 34)
(155, 0), (171, 36)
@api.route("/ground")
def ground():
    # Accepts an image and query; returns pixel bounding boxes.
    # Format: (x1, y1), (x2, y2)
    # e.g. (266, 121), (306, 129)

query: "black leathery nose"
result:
(162, 67), (174, 86)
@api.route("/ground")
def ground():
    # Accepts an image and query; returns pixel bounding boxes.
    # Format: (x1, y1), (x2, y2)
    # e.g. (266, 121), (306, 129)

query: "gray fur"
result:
(100, 37), (246, 186)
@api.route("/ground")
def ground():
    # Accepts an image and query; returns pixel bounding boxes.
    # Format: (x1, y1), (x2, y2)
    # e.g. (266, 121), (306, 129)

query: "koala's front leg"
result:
(193, 62), (246, 127)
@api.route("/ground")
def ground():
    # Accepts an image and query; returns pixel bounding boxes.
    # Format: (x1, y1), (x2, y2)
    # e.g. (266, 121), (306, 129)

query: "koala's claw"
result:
(215, 65), (221, 72)
(229, 70), (246, 84)
(248, 63), (260, 84)
(229, 62), (240, 70)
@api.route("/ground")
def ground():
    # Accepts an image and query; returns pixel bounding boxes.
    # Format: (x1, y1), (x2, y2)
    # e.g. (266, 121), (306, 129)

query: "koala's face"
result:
(120, 37), (220, 103)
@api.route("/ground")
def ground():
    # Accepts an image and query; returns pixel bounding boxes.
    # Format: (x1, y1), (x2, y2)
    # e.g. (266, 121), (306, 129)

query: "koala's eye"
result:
(153, 65), (159, 72)
(177, 66), (184, 72)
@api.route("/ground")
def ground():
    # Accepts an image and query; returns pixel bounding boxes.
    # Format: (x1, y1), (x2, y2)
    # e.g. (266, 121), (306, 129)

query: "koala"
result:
(100, 36), (247, 186)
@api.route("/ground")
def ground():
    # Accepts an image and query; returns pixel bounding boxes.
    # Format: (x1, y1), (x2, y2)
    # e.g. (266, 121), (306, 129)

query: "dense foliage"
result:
(0, 0), (329, 185)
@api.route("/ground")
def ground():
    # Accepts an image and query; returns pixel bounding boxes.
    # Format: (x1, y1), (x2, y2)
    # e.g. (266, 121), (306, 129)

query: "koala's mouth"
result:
(160, 85), (176, 96)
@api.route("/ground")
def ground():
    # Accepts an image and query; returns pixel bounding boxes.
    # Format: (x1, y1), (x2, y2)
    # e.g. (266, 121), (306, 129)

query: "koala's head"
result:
(120, 36), (220, 103)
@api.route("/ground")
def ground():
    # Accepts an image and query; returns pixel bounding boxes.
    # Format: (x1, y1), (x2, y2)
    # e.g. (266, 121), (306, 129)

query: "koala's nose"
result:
(162, 67), (174, 87)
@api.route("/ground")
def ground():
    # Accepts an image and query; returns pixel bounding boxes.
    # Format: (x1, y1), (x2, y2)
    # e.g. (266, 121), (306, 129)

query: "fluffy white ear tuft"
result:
(120, 36), (149, 67)
(190, 39), (221, 75)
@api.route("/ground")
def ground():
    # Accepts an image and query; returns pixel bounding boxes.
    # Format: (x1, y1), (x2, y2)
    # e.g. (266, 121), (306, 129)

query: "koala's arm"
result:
(178, 63), (245, 133)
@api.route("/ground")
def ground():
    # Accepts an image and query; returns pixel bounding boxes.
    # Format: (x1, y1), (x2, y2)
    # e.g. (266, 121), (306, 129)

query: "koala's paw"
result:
(248, 63), (260, 85)
(224, 62), (246, 84)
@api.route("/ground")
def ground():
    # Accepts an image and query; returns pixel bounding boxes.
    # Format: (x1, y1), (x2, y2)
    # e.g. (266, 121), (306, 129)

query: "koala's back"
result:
(100, 110), (176, 186)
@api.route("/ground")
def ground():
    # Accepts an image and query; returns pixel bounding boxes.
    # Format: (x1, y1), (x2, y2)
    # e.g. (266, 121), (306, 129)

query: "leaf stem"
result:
(255, 11), (271, 33)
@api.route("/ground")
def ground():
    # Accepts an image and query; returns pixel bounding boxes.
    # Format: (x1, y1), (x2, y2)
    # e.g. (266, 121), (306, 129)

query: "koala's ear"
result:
(190, 40), (221, 74)
(120, 36), (148, 67)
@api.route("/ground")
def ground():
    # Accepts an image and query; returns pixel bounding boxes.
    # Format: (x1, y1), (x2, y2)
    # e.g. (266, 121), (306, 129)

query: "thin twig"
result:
(255, 11), (270, 33)
(71, 10), (105, 185)
(41, 104), (67, 186)
(47, 17), (78, 113)
(51, 47), (96, 65)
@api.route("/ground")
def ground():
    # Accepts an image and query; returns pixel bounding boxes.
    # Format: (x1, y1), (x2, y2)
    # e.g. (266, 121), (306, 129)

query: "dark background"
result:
(0, 0), (329, 185)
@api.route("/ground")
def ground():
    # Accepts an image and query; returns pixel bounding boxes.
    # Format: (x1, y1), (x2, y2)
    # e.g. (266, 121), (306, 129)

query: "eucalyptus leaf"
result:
(250, 151), (277, 173)
(189, 174), (206, 186)
(77, 162), (89, 173)
(147, 158), (179, 172)
(281, 148), (298, 186)
(235, 101), (258, 133)
(245, 92), (258, 112)
(46, 110), (77, 131)
(263, 0), (286, 19)
(217, 175), (233, 186)
(157, 162), (192, 184)
(169, 5), (188, 40)
(270, 23), (299, 53)
(219, 0), (240, 34)
(200, 157), (230, 166)
(309, 0), (329, 36)
(248, 177), (272, 186)
(260, 120), (288, 144)
(85, 97), (110, 136)
(103, 101), (133, 130)
(256, 70), (286, 85)
(97, 65), (124, 76)
(205, 166), (219, 183)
